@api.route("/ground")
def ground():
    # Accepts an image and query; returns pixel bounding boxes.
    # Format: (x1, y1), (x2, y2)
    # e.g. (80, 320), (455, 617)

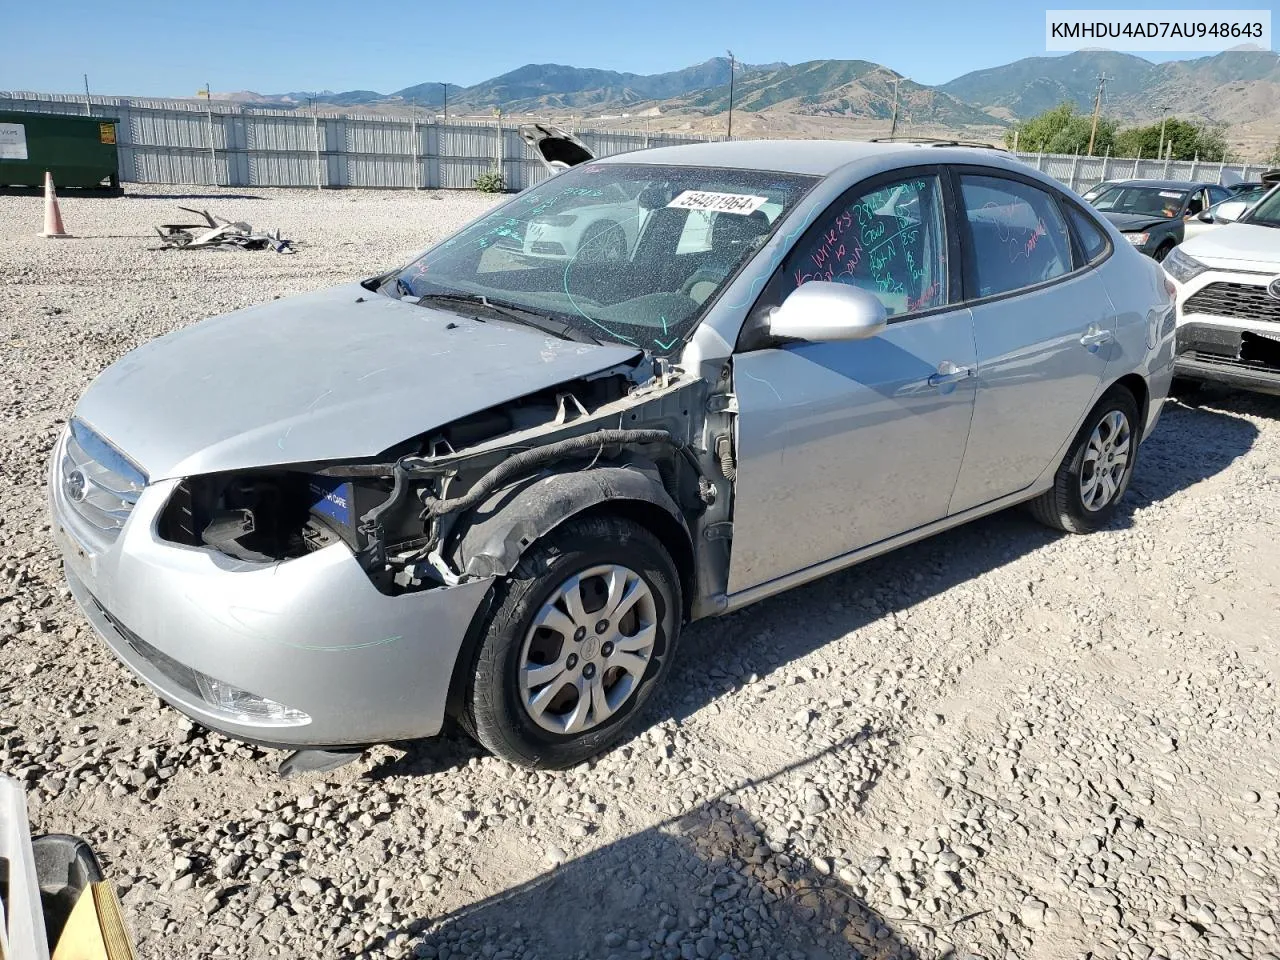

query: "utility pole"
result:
(887, 77), (904, 138)
(1157, 105), (1170, 161)
(726, 50), (735, 141)
(1086, 72), (1109, 157)
(83, 74), (91, 115)
(442, 82), (448, 122)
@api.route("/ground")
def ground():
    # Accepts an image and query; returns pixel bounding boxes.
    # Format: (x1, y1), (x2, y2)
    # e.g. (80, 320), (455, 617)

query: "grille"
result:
(1184, 282), (1280, 324)
(58, 420), (148, 545)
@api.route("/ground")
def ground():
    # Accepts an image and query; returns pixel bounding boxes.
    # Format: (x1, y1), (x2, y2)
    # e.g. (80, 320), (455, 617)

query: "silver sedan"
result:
(49, 138), (1176, 770)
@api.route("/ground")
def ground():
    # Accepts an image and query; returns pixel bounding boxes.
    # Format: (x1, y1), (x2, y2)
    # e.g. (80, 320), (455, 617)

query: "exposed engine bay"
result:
(154, 357), (737, 612)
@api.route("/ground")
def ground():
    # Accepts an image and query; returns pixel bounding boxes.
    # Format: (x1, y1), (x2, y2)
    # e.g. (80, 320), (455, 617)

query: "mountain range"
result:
(212, 49), (1280, 143)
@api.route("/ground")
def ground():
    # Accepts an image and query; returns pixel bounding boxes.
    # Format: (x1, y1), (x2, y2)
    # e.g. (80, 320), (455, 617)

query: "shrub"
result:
(473, 170), (505, 193)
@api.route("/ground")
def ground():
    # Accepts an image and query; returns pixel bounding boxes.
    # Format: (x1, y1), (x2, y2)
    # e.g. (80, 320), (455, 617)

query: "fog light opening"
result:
(194, 674), (311, 727)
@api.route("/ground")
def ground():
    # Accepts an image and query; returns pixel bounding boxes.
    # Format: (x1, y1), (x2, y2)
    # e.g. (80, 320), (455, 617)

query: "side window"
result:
(1064, 203), (1109, 264)
(1208, 185), (1231, 205)
(959, 175), (1074, 299)
(781, 175), (948, 317)
(1185, 189), (1206, 216)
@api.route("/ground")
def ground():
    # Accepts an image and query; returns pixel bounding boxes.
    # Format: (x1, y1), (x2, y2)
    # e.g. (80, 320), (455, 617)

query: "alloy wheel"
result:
(1080, 409), (1132, 512)
(518, 564), (657, 735)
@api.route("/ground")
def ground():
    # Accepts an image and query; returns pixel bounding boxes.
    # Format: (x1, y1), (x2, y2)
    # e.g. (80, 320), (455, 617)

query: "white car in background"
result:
(1165, 182), (1280, 395)
(1181, 184), (1270, 244)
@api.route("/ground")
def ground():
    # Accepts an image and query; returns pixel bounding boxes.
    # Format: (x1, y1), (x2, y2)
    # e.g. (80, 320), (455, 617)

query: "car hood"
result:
(1099, 212), (1173, 233)
(1179, 222), (1280, 267)
(73, 283), (643, 481)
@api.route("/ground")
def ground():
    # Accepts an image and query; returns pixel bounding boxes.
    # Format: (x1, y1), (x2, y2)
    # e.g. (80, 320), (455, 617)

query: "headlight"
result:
(1162, 246), (1208, 284)
(536, 215), (578, 227)
(1125, 232), (1149, 246)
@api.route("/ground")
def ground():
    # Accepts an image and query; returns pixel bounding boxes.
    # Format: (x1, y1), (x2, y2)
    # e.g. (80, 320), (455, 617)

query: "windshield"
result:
(386, 163), (817, 354)
(1245, 185), (1280, 228)
(1092, 185), (1189, 219)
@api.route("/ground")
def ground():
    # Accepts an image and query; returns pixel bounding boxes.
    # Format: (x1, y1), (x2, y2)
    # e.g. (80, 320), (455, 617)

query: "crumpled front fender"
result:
(450, 462), (689, 580)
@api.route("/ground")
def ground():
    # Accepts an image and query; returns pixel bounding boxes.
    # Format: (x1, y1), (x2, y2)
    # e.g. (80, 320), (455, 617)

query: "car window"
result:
(779, 174), (948, 318)
(1208, 186), (1231, 205)
(960, 175), (1074, 299)
(1092, 185), (1188, 218)
(1065, 204), (1108, 264)
(1186, 190), (1206, 216)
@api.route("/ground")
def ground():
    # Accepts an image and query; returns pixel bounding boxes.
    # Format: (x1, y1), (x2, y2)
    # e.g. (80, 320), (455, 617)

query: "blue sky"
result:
(0, 0), (1265, 97)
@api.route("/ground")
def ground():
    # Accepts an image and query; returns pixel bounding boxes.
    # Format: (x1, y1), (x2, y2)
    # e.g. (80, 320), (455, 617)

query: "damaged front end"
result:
(151, 356), (732, 613)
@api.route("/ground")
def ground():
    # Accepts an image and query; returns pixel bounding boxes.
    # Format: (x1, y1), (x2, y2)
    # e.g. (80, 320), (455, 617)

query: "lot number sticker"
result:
(0, 123), (28, 160)
(667, 190), (769, 215)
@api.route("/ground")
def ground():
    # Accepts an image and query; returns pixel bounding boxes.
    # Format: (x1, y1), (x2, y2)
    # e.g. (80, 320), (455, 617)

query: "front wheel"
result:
(1152, 242), (1175, 262)
(1028, 386), (1140, 534)
(459, 514), (682, 768)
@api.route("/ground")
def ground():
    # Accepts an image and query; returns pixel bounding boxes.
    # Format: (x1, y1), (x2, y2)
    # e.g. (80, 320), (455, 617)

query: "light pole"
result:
(887, 77), (904, 138)
(726, 50), (736, 141)
(1157, 106), (1170, 160)
(442, 83), (448, 123)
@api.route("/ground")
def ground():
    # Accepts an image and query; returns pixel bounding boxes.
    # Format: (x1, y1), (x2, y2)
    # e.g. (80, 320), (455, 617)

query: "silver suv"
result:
(49, 138), (1176, 770)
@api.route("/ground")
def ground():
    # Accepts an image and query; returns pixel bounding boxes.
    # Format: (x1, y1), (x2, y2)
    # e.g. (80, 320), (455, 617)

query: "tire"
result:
(1152, 242), (1175, 262)
(1028, 385), (1141, 534)
(459, 514), (682, 768)
(577, 221), (627, 263)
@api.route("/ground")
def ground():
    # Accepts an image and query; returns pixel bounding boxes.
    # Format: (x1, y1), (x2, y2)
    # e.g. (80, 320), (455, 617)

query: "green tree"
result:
(1267, 138), (1280, 166)
(1114, 118), (1228, 162)
(1006, 102), (1117, 156)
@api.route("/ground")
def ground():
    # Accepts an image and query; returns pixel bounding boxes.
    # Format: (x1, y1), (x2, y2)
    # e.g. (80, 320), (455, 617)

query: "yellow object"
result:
(51, 883), (136, 960)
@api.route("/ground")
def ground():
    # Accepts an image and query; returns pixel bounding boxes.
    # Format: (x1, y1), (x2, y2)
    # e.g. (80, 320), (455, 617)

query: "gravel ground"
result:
(1, 186), (1278, 960)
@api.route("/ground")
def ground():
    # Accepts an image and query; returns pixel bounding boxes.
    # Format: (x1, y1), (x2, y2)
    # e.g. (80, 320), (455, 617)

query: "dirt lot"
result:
(1, 186), (1277, 960)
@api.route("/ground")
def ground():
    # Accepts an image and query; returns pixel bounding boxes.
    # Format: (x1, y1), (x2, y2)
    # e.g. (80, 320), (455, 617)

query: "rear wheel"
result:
(460, 515), (681, 768)
(1029, 386), (1140, 534)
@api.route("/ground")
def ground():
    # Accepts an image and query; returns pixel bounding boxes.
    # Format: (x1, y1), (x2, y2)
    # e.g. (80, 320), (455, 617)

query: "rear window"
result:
(1065, 205), (1109, 264)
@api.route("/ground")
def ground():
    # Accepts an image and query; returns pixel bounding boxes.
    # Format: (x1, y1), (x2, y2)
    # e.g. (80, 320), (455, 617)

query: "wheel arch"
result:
(442, 463), (696, 719)
(1108, 372), (1149, 439)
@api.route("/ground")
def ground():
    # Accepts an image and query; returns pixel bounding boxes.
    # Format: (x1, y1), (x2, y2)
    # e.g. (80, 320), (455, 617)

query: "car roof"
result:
(593, 138), (1013, 177)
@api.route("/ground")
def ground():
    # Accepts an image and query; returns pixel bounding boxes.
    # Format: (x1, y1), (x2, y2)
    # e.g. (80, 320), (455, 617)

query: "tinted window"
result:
(1208, 185), (1232, 205)
(960, 175), (1074, 299)
(781, 175), (948, 317)
(1186, 189), (1207, 216)
(1065, 204), (1108, 264)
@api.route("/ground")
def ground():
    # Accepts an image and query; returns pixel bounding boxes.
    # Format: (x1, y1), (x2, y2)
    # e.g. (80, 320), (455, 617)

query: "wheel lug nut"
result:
(583, 663), (596, 679)
(595, 620), (609, 634)
(601, 641), (614, 657)
(574, 626), (587, 642)
(566, 654), (578, 669)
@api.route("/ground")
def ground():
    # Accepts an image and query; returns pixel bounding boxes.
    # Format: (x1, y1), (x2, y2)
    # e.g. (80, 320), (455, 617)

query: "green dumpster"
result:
(0, 111), (121, 193)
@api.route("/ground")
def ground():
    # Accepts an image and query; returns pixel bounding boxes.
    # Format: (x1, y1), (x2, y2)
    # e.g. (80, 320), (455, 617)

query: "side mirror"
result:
(767, 281), (888, 343)
(1214, 201), (1247, 223)
(1197, 211), (1214, 223)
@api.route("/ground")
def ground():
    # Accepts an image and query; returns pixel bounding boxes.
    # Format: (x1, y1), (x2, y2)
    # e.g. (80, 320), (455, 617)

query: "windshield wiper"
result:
(414, 292), (602, 345)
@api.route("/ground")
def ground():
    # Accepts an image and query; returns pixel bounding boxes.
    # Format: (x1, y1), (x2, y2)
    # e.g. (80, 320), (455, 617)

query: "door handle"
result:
(927, 365), (974, 387)
(1080, 328), (1114, 348)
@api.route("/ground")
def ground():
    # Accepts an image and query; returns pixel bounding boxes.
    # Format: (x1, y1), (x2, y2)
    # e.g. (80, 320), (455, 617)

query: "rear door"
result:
(727, 168), (978, 595)
(947, 169), (1116, 514)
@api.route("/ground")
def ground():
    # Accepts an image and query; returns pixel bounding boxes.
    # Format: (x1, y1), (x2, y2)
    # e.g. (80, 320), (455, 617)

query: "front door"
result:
(727, 171), (977, 596)
(947, 171), (1114, 513)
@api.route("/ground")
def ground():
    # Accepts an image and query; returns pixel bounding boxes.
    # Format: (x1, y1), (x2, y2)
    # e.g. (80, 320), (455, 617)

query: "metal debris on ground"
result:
(152, 206), (296, 253)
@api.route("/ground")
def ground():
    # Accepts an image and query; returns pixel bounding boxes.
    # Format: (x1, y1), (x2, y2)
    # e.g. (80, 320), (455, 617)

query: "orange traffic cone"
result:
(42, 171), (69, 238)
